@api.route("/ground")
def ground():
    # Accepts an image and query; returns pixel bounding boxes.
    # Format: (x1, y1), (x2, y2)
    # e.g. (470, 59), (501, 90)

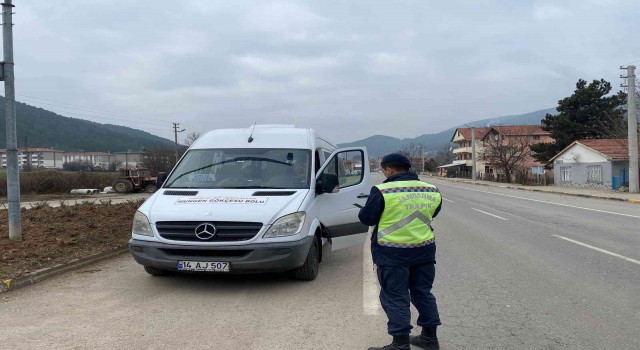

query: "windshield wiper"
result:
(165, 156), (293, 187)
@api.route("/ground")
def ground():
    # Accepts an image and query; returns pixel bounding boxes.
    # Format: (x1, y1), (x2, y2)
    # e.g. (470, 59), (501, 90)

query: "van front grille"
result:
(155, 221), (263, 242)
(158, 248), (252, 258)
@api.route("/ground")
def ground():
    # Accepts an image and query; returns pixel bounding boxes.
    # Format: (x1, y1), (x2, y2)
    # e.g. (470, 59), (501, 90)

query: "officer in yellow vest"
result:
(359, 153), (442, 350)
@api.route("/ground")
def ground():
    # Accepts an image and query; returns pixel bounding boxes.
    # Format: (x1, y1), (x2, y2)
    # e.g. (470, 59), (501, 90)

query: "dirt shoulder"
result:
(0, 199), (144, 280)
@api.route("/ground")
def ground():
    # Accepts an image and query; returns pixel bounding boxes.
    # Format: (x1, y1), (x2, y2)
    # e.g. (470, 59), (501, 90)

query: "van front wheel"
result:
(144, 266), (167, 276)
(292, 238), (319, 281)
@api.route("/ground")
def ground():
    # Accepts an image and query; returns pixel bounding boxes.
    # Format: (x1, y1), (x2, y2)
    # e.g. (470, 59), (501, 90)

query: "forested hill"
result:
(0, 95), (174, 152)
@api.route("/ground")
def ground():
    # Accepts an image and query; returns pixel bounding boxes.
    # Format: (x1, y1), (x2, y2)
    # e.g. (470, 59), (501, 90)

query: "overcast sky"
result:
(4, 0), (639, 144)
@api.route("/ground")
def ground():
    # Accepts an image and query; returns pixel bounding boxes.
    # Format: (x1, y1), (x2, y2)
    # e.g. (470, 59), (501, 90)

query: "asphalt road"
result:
(1, 174), (638, 349)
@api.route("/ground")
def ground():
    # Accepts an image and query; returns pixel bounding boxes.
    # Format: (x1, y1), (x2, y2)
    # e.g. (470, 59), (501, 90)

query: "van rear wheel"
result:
(292, 238), (319, 281)
(144, 266), (167, 276)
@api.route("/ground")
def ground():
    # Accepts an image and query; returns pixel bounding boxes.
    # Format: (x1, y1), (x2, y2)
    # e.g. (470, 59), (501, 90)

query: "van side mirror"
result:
(316, 173), (339, 195)
(156, 172), (168, 189)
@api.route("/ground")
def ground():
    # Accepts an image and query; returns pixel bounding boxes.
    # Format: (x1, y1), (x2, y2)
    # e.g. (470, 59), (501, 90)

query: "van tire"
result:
(144, 266), (167, 276)
(293, 238), (319, 281)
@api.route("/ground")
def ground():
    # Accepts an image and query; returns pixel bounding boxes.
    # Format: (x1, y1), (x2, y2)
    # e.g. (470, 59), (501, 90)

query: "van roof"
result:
(191, 125), (315, 149)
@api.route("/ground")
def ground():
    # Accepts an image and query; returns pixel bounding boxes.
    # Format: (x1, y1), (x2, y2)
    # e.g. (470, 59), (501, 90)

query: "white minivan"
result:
(129, 125), (372, 280)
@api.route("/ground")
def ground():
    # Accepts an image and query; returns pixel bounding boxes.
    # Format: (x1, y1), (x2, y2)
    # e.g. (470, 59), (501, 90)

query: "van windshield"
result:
(164, 148), (311, 189)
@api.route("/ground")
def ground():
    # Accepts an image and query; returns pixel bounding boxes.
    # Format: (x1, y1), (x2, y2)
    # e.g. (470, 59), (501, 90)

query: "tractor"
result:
(112, 167), (158, 193)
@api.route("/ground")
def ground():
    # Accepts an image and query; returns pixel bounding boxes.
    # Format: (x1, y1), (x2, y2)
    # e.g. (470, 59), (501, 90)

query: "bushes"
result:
(0, 170), (118, 196)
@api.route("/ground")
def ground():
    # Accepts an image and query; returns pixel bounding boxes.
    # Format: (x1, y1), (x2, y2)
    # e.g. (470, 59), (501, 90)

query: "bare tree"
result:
(434, 144), (454, 166)
(593, 114), (628, 139)
(397, 141), (426, 171)
(184, 131), (203, 147)
(482, 126), (535, 183)
(142, 147), (177, 175)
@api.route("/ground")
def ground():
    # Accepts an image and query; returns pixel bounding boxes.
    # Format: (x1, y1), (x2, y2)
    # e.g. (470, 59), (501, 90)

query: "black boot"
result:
(368, 335), (411, 350)
(410, 326), (440, 349)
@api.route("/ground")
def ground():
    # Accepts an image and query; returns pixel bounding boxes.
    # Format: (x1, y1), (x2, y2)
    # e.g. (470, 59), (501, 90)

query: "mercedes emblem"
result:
(194, 223), (217, 240)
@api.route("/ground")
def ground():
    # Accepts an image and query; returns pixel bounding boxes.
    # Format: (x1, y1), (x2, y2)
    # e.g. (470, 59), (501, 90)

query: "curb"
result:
(1, 247), (129, 294)
(431, 177), (640, 204)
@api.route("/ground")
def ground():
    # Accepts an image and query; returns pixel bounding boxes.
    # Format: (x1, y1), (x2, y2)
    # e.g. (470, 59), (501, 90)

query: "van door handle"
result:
(357, 193), (369, 198)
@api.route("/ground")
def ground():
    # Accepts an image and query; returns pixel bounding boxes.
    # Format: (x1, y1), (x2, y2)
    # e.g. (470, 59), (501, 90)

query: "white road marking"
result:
(553, 235), (640, 265)
(442, 198), (454, 203)
(437, 183), (640, 219)
(472, 208), (509, 221)
(363, 226), (381, 316)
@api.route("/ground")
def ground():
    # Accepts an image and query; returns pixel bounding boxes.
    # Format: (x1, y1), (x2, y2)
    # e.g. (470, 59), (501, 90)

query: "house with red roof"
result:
(437, 127), (490, 178)
(481, 125), (553, 181)
(550, 139), (639, 189)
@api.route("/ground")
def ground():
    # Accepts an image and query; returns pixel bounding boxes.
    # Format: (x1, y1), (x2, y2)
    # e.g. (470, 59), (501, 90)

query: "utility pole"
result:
(622, 65), (639, 193)
(172, 122), (185, 163)
(465, 124), (477, 180)
(2, 0), (21, 240)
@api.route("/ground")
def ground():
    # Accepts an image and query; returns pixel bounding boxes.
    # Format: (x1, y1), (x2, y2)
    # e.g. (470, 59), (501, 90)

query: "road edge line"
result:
(1, 247), (129, 294)
(430, 177), (640, 204)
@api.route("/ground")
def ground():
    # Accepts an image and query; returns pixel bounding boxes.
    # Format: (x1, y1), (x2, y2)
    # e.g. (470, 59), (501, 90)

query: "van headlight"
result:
(264, 212), (306, 238)
(132, 211), (154, 237)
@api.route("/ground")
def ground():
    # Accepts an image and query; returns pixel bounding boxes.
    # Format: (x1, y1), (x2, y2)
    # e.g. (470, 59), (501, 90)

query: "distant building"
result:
(437, 127), (490, 178)
(63, 152), (117, 169)
(550, 139), (639, 190)
(0, 148), (64, 169)
(481, 125), (553, 179)
(114, 151), (146, 168)
(63, 151), (147, 169)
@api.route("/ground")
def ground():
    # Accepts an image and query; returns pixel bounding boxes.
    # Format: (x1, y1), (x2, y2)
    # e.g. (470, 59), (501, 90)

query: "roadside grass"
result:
(0, 198), (146, 280)
(0, 170), (118, 197)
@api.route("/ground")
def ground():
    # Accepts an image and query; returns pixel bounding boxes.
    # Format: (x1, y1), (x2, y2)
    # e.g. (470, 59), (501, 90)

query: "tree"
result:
(108, 161), (123, 172)
(142, 147), (176, 175)
(434, 144), (454, 166)
(531, 79), (627, 163)
(424, 158), (438, 172)
(184, 131), (202, 147)
(482, 126), (535, 183)
(397, 142), (426, 171)
(63, 160), (95, 172)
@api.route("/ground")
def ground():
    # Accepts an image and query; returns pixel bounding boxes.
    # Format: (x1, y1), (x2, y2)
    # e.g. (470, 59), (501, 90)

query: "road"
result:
(1, 174), (639, 349)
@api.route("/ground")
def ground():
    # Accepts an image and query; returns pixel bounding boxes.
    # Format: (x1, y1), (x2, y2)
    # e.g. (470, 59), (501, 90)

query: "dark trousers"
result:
(376, 263), (441, 336)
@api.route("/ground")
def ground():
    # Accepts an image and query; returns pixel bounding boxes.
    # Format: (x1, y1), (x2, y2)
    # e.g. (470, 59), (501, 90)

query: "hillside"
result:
(0, 96), (174, 152)
(339, 108), (556, 158)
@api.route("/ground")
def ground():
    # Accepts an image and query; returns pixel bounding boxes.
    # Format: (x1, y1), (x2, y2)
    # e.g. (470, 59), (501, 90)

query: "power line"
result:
(15, 94), (173, 124)
(13, 97), (198, 133)
(11, 93), (199, 140)
(624, 59), (640, 65)
(11, 94), (208, 137)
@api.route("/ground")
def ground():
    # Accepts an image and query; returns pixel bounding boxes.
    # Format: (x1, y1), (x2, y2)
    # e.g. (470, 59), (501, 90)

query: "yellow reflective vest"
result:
(375, 180), (441, 248)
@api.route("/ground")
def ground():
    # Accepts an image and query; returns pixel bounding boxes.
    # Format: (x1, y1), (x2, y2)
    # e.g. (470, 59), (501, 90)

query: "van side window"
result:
(337, 150), (364, 188)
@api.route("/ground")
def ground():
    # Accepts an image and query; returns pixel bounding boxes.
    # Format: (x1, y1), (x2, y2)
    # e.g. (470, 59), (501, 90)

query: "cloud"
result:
(7, 0), (640, 144)
(233, 54), (343, 77)
(532, 4), (571, 20)
(242, 1), (329, 41)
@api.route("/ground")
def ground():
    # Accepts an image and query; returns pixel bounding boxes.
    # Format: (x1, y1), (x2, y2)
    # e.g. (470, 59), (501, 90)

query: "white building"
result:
(63, 152), (116, 169)
(63, 151), (147, 169)
(0, 148), (64, 169)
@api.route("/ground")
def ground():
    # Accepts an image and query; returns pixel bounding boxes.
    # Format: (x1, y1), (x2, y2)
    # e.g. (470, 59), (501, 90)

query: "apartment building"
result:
(0, 148), (64, 169)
